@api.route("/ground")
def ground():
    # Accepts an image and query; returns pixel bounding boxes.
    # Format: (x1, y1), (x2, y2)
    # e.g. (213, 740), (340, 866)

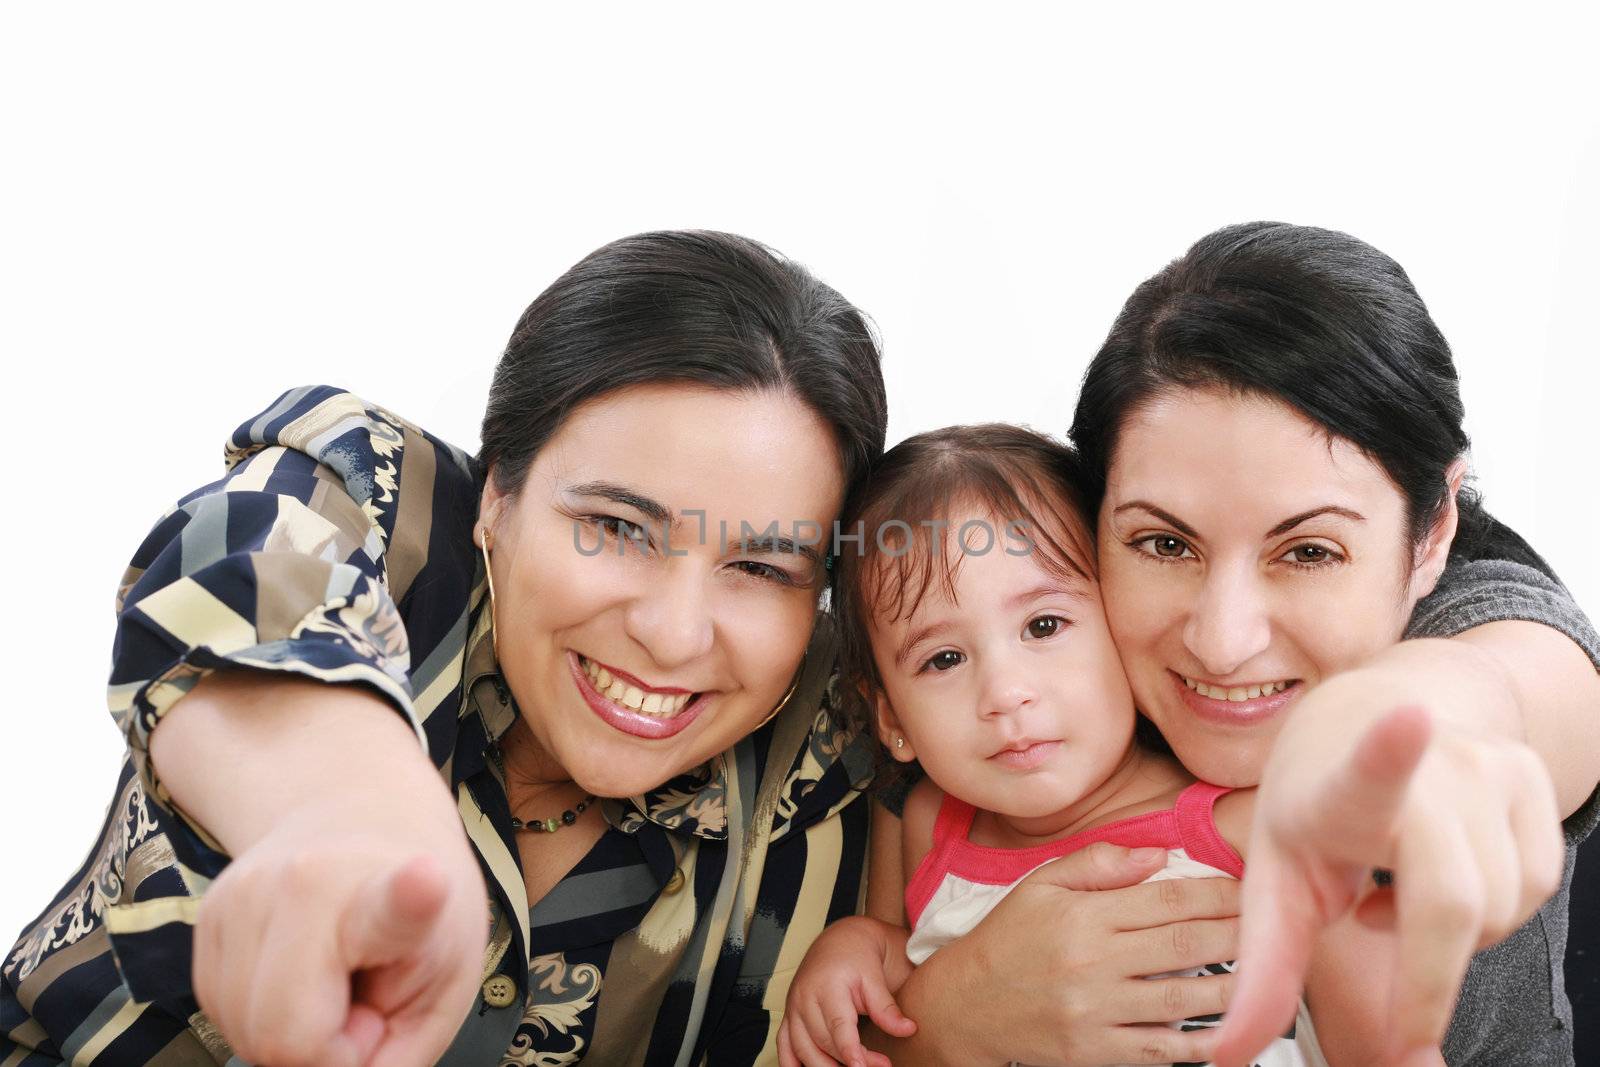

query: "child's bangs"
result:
(832, 423), (1101, 706)
(858, 459), (1097, 628)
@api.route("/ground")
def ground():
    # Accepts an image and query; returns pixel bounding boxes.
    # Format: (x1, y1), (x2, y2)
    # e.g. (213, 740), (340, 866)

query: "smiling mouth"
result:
(578, 655), (699, 718)
(1180, 676), (1298, 702)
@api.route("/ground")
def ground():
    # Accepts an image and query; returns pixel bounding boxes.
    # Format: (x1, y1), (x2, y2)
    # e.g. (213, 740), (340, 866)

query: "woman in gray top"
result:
(866, 223), (1600, 1066)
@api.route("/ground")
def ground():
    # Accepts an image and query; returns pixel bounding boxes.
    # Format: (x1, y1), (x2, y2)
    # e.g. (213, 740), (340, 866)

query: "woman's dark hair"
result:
(831, 423), (1098, 710)
(1070, 221), (1487, 557)
(480, 230), (888, 495)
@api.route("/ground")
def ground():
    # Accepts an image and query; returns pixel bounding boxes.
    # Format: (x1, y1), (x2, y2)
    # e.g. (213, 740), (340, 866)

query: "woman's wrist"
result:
(1285, 637), (1521, 767)
(151, 671), (460, 857)
(1304, 626), (1600, 820)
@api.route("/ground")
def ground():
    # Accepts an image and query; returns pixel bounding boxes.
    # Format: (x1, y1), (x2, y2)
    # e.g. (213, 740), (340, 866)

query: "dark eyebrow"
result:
(1266, 506), (1367, 538)
(566, 481), (673, 526)
(895, 620), (952, 670)
(1115, 499), (1366, 542)
(733, 532), (825, 570)
(1112, 501), (1199, 540)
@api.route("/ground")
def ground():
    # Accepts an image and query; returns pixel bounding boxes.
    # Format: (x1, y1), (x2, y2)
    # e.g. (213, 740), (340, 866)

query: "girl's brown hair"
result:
(830, 423), (1099, 711)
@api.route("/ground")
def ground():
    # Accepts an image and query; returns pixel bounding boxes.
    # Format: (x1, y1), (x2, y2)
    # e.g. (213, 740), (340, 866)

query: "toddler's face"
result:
(869, 510), (1137, 821)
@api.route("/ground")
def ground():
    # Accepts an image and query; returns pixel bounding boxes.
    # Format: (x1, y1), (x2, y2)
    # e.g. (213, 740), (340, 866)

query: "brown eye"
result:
(1026, 616), (1064, 639)
(1286, 544), (1335, 564)
(1153, 535), (1188, 557)
(925, 650), (964, 672)
(592, 514), (650, 547)
(731, 560), (800, 586)
(1130, 533), (1195, 562)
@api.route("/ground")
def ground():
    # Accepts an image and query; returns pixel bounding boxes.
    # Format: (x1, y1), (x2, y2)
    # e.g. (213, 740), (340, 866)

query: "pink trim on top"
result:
(904, 783), (1243, 926)
(1174, 782), (1245, 879)
(903, 793), (978, 928)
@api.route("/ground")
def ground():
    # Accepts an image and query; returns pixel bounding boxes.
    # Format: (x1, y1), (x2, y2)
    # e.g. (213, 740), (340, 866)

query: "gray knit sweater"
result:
(1410, 522), (1600, 1066)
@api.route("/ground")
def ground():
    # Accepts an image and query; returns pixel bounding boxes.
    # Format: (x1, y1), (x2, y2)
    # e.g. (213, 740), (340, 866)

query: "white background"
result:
(3, 4), (1597, 933)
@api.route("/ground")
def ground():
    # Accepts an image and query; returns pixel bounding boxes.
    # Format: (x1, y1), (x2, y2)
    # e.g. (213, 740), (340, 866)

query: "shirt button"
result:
(663, 868), (686, 895)
(482, 975), (518, 1009)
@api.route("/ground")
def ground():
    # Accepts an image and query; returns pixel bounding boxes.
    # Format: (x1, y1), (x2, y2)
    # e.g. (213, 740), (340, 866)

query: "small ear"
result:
(477, 472), (509, 548)
(872, 689), (917, 763)
(1412, 458), (1468, 599)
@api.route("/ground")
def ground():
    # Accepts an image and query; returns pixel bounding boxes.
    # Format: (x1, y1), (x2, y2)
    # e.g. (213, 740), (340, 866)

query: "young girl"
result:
(778, 424), (1319, 1067)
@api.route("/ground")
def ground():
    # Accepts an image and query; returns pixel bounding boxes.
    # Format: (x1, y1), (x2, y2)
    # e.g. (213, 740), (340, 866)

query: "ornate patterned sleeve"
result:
(92, 388), (460, 1002)
(3, 387), (484, 1040)
(110, 393), (426, 830)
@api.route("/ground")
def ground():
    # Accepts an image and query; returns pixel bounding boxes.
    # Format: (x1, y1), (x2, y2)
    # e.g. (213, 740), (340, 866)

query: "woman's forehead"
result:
(1106, 388), (1405, 529)
(531, 383), (845, 520)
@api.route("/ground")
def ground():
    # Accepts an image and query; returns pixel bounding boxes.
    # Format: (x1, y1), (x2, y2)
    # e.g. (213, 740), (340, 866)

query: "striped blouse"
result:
(2, 385), (877, 1066)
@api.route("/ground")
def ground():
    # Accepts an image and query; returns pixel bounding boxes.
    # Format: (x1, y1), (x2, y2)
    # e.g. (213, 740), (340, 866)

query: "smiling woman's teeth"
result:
(1183, 677), (1292, 701)
(582, 657), (693, 716)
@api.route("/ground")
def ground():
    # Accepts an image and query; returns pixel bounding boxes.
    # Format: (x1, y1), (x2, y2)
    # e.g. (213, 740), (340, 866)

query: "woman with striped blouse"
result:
(3, 230), (892, 1065)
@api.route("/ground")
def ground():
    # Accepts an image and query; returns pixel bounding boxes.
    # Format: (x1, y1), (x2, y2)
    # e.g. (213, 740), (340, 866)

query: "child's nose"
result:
(980, 670), (1036, 719)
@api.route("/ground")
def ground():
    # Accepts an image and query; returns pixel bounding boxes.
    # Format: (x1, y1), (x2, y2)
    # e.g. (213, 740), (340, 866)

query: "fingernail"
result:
(1131, 847), (1167, 862)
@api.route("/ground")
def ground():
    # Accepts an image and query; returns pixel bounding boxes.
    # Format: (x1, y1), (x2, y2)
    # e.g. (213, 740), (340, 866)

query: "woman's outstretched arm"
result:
(150, 670), (487, 1067)
(1218, 620), (1600, 1066)
(51, 391), (498, 1065)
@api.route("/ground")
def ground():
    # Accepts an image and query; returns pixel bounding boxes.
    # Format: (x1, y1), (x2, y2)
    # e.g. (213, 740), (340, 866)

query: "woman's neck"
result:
(972, 745), (1191, 849)
(496, 717), (584, 814)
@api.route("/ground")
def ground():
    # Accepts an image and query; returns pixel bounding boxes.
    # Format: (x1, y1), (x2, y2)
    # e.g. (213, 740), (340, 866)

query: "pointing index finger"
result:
(339, 855), (450, 968)
(1212, 844), (1318, 1067)
(1290, 705), (1433, 860)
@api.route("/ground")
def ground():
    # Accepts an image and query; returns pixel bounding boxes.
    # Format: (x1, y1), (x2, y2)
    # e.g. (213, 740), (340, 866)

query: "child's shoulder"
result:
(900, 775), (946, 875)
(1090, 759), (1255, 862)
(1075, 750), (1193, 829)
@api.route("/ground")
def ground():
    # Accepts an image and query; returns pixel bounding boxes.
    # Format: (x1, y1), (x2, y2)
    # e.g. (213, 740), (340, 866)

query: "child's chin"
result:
(991, 799), (1077, 822)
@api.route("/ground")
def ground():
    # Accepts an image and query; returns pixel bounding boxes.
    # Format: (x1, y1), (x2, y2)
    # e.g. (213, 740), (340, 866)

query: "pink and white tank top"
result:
(903, 783), (1318, 1067)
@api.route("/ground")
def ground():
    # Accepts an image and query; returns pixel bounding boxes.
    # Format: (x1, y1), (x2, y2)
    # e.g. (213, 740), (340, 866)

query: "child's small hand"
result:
(777, 916), (917, 1067)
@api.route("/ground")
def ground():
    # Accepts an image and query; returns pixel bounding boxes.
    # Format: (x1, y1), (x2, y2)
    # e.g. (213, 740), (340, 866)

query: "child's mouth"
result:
(988, 739), (1061, 770)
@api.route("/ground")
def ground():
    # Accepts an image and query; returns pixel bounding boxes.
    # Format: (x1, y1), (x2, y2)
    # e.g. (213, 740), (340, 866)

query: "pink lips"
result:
(988, 739), (1061, 770)
(568, 652), (708, 740)
(1171, 671), (1301, 729)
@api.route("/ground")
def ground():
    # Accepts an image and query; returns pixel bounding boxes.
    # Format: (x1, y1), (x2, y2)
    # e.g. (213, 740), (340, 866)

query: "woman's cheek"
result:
(537, 556), (624, 628)
(1277, 581), (1410, 681)
(719, 584), (816, 697)
(1100, 559), (1178, 669)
